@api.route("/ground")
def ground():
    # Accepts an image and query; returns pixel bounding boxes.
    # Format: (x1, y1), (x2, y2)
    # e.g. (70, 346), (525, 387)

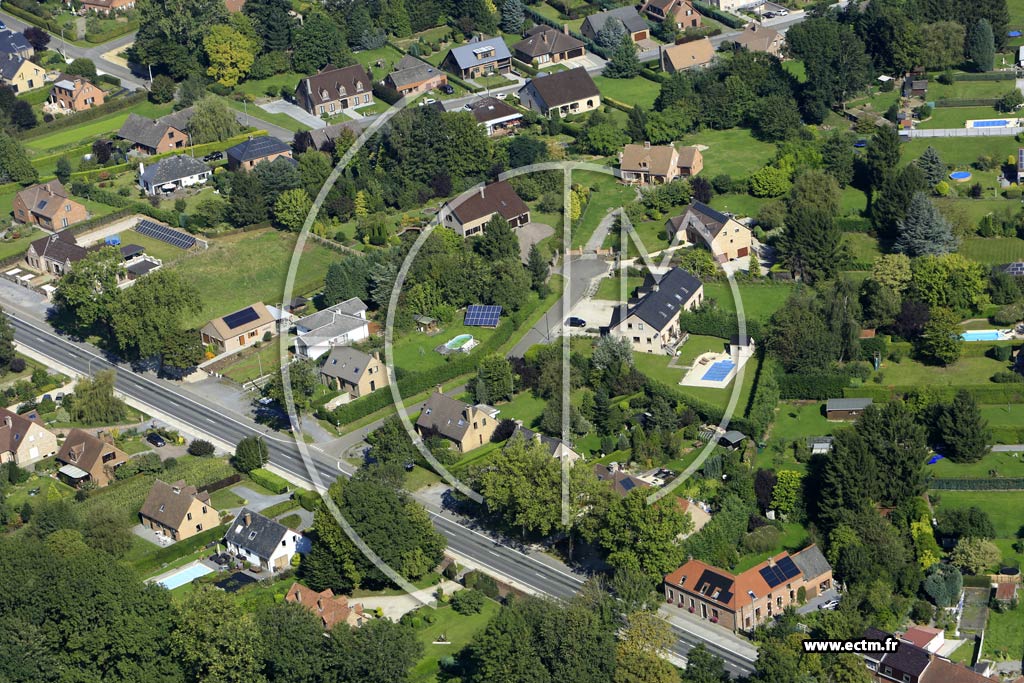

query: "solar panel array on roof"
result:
(464, 305), (502, 326)
(759, 556), (802, 588)
(134, 219), (196, 250)
(223, 306), (260, 330)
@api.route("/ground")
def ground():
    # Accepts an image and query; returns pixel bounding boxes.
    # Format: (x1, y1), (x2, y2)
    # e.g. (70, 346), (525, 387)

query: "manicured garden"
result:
(409, 600), (501, 683)
(758, 401), (831, 474)
(677, 128), (777, 179)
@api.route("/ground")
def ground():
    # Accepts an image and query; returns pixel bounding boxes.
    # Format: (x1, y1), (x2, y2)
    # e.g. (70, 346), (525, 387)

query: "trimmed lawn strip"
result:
(220, 97), (310, 133)
(410, 601), (501, 683)
(959, 237), (1024, 264)
(881, 355), (1009, 387)
(927, 450), (1024, 478)
(209, 488), (247, 509)
(592, 75), (659, 109)
(677, 128), (777, 179)
(701, 281), (795, 322)
(219, 342), (286, 385)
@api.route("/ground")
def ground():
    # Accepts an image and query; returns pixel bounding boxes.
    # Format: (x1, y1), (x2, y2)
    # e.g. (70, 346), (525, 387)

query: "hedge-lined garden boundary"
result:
(18, 92), (148, 141)
(929, 477), (1024, 490)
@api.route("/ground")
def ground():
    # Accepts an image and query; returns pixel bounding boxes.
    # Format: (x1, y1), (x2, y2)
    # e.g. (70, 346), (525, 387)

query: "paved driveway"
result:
(569, 297), (620, 332)
(259, 100), (326, 130)
(517, 221), (554, 262)
(558, 53), (607, 73)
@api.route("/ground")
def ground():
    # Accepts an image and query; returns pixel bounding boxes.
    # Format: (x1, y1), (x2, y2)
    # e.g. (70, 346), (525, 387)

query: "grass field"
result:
(917, 105), (1003, 130)
(496, 391), (547, 428)
(4, 473), (75, 511)
(24, 102), (175, 155)
(219, 341), (287, 384)
(595, 275), (643, 300)
(171, 229), (338, 328)
(221, 97), (310, 133)
(235, 72), (304, 98)
(390, 320), (498, 375)
(410, 601), (501, 683)
(707, 192), (768, 218)
(881, 354), (1009, 387)
(783, 60), (806, 83)
(984, 606), (1024, 661)
(930, 490), (1024, 540)
(573, 171), (637, 249)
(927, 80), (1017, 100)
(844, 232), (882, 263)
(634, 349), (760, 414)
(678, 128), (777, 179)
(702, 281), (795, 322)
(927, 451), (1024, 479)
(354, 45), (408, 81)
(980, 404), (1024, 431)
(959, 237), (1024, 264)
(0, 226), (43, 261)
(757, 401), (830, 473)
(901, 135), (1019, 168)
(733, 521), (810, 572)
(592, 75), (659, 109)
(209, 488), (247, 509)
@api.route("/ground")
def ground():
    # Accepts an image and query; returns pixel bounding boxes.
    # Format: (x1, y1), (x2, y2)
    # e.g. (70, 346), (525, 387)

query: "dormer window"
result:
(356, 81), (363, 92)
(320, 88), (329, 100)
(338, 85), (347, 96)
(248, 531), (257, 540)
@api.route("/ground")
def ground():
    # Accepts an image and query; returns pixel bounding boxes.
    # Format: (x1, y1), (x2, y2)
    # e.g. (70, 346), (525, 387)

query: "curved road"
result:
(8, 310), (756, 676)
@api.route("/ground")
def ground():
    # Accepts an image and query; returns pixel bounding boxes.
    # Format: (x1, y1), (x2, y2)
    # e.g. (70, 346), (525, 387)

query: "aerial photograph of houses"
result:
(0, 0), (1023, 682)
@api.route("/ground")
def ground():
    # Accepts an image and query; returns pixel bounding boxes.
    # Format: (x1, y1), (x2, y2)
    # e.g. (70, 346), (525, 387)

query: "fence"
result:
(904, 127), (1024, 138)
(934, 98), (1001, 107)
(929, 478), (1024, 490)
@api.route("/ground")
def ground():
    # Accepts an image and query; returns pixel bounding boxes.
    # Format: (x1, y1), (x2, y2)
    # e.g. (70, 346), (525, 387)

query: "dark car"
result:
(146, 432), (166, 447)
(440, 84), (455, 95)
(853, 139), (867, 148)
(203, 151), (224, 162)
(566, 317), (586, 328)
(0, 21), (7, 30)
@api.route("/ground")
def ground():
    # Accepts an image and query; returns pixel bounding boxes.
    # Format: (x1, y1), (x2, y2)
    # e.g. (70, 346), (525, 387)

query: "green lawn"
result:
(475, 73), (516, 88)
(0, 225), (44, 260)
(839, 186), (869, 217)
(634, 349), (761, 414)
(209, 488), (247, 509)
(219, 341), (286, 384)
(733, 521), (811, 572)
(881, 354), (1009, 388)
(236, 72), (304, 98)
(390, 319), (498, 376)
(959, 237), (1024, 264)
(410, 601), (500, 683)
(592, 75), (659, 109)
(984, 606), (1024, 661)
(573, 171), (637, 249)
(707, 192), (768, 218)
(901, 135), (1019, 167)
(353, 44), (407, 81)
(119, 228), (194, 264)
(701, 281), (795, 322)
(927, 79), (1018, 100)
(495, 391), (547, 428)
(595, 275), (643, 301)
(782, 60), (806, 83)
(24, 102), (175, 155)
(220, 97), (310, 133)
(170, 229), (338, 328)
(980, 404), (1024, 431)
(930, 490), (1024, 539)
(927, 451), (1024, 479)
(917, 106), (1003, 130)
(4, 474), (75, 512)
(843, 232), (882, 263)
(677, 128), (777, 179)
(757, 401), (831, 474)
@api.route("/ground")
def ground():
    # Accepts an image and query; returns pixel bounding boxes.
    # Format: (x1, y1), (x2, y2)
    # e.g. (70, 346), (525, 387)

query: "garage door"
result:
(634, 30), (648, 41)
(567, 48), (584, 59)
(737, 247), (749, 257)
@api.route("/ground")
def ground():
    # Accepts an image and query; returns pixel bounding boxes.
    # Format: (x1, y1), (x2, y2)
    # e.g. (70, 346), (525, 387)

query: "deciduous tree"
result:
(189, 95), (242, 143)
(233, 435), (269, 472)
(949, 537), (1000, 574)
(273, 188), (313, 231)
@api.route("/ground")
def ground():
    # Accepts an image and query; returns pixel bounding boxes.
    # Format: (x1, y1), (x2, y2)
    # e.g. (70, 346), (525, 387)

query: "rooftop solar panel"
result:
(134, 219), (196, 250)
(776, 556), (801, 581)
(223, 306), (260, 330)
(759, 565), (784, 588)
(464, 305), (502, 327)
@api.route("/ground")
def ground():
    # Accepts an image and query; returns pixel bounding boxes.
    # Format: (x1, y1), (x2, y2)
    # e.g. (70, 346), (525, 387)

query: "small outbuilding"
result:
(825, 398), (873, 421)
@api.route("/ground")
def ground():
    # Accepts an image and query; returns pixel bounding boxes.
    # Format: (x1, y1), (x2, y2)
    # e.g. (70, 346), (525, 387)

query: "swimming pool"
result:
(949, 171), (972, 181)
(971, 119), (1011, 128)
(961, 330), (1007, 342)
(157, 561), (214, 590)
(702, 359), (735, 382)
(444, 334), (474, 350)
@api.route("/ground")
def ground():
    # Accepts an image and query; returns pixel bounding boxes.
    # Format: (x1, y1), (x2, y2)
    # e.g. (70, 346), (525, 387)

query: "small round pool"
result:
(950, 171), (972, 181)
(445, 334), (474, 350)
(1010, 30), (1022, 37)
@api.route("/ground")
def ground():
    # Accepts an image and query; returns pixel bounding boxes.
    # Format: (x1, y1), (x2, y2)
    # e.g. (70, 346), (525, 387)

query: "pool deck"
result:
(147, 558), (219, 588)
(679, 350), (751, 388)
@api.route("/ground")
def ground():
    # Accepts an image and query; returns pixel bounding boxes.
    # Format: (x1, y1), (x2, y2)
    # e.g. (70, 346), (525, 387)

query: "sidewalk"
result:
(658, 604), (759, 661)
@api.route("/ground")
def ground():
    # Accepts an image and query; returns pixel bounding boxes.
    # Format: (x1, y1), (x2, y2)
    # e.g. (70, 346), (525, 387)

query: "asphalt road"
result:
(8, 309), (756, 676)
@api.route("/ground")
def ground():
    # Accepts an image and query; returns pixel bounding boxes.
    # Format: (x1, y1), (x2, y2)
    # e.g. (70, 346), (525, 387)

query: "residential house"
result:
(81, 0), (136, 12)
(861, 627), (995, 683)
(224, 508), (301, 573)
(0, 30), (33, 59)
(294, 121), (362, 154)
(511, 25), (586, 65)
(319, 346), (388, 398)
(466, 96), (523, 136)
(439, 180), (530, 238)
(295, 64), (374, 117)
(293, 298), (370, 360)
(285, 582), (367, 629)
(711, 0), (747, 11)
(900, 626), (944, 654)
(666, 201), (752, 261)
(619, 142), (702, 184)
(731, 23), (785, 57)
(0, 406), (58, 465)
(385, 55), (448, 96)
(663, 544), (833, 631)
(226, 135), (293, 171)
(138, 478), (220, 541)
(25, 230), (88, 276)
(116, 113), (189, 155)
(441, 38), (512, 79)
(49, 75), (105, 113)
(661, 38), (715, 73)
(200, 302), (276, 355)
(0, 53), (44, 93)
(138, 155), (211, 195)
(581, 7), (650, 43)
(14, 180), (89, 230)
(608, 267), (704, 354)
(640, 0), (701, 28)
(507, 422), (581, 464)
(55, 429), (129, 488)
(594, 462), (651, 497)
(826, 398), (873, 420)
(517, 67), (600, 117)
(415, 388), (499, 452)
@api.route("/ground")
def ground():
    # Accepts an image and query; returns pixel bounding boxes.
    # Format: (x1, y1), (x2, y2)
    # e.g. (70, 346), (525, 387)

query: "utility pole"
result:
(59, 28), (66, 62)
(147, 64), (153, 90)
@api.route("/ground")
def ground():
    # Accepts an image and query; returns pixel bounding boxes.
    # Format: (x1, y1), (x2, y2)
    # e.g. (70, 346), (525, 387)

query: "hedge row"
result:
(837, 216), (872, 233)
(322, 308), (529, 427)
(512, 58), (540, 78)
(779, 372), (850, 400)
(942, 72), (1016, 82)
(843, 384), (1024, 403)
(638, 69), (667, 85)
(0, 1), (68, 34)
(603, 96), (633, 113)
(18, 92), (148, 141)
(249, 467), (290, 494)
(130, 524), (229, 576)
(85, 20), (139, 44)
(445, 72), (482, 94)
(296, 488), (322, 511)
(692, 0), (747, 28)
(929, 477), (1024, 490)
(934, 98), (1000, 108)
(743, 357), (779, 439)
(259, 497), (300, 518)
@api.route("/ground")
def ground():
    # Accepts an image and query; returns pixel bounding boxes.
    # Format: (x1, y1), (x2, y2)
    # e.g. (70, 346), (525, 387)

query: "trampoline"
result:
(701, 359), (735, 382)
(949, 171), (972, 182)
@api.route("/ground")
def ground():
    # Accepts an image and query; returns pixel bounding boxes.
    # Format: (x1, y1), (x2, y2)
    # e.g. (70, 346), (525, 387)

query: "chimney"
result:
(138, 161), (145, 176)
(316, 597), (324, 611)
(767, 555), (775, 567)
(479, 185), (485, 199)
(3, 415), (11, 428)
(542, 32), (548, 44)
(435, 384), (443, 393)
(372, 351), (380, 361)
(563, 24), (569, 35)
(244, 512), (252, 526)
(651, 284), (659, 292)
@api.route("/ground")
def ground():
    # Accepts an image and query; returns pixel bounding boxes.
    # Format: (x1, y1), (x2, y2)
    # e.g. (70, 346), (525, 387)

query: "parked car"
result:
(42, 394), (52, 403)
(440, 84), (455, 95)
(0, 21), (7, 29)
(496, 92), (509, 100)
(818, 598), (841, 611)
(777, 8), (789, 15)
(762, 11), (775, 18)
(146, 432), (166, 448)
(566, 317), (586, 328)
(55, 392), (64, 402)
(203, 151), (224, 162)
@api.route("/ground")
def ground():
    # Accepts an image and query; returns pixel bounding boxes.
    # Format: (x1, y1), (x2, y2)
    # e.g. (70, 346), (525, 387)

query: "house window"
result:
(187, 512), (192, 521)
(329, 103), (336, 112)
(281, 540), (287, 546)
(196, 523), (203, 531)
(902, 676), (910, 683)
(638, 323), (644, 330)
(202, 506), (207, 514)
(319, 105), (325, 114)
(363, 93), (370, 103)
(884, 667), (892, 676)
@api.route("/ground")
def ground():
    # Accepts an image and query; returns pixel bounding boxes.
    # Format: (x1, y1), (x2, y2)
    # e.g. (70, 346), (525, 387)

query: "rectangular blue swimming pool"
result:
(961, 330), (1004, 342)
(972, 120), (1010, 128)
(702, 359), (735, 381)
(157, 562), (214, 590)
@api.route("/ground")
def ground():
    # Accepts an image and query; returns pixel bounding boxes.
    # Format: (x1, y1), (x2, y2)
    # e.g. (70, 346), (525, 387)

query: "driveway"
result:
(569, 296), (620, 332)
(259, 100), (326, 129)
(357, 579), (463, 620)
(229, 485), (291, 513)
(558, 52), (607, 73)
(796, 587), (841, 614)
(517, 221), (554, 263)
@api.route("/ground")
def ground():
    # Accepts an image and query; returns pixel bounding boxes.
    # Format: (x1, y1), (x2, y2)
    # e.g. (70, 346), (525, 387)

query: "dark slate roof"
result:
(466, 96), (522, 124)
(730, 334), (754, 346)
(29, 230), (87, 264)
(611, 267), (702, 331)
(826, 398), (873, 412)
(224, 508), (289, 561)
(319, 345), (376, 384)
(416, 391), (474, 442)
(445, 38), (512, 71)
(297, 64), (372, 107)
(507, 423), (572, 459)
(512, 25), (585, 58)
(522, 67), (599, 109)
(0, 30), (31, 55)
(118, 113), (175, 149)
(0, 52), (27, 80)
(157, 106), (195, 133)
(140, 155), (210, 186)
(226, 135), (291, 164)
(126, 259), (160, 276)
(583, 6), (648, 34)
(882, 636), (932, 676)
(447, 180), (529, 224)
(667, 201), (733, 240)
(387, 55), (444, 89)
(791, 544), (831, 581)
(120, 244), (144, 259)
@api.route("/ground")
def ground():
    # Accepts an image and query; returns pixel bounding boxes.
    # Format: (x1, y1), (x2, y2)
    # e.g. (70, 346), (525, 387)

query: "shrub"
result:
(451, 588), (486, 614)
(988, 345), (1013, 362)
(797, 586), (807, 604)
(9, 358), (26, 373)
(296, 488), (321, 511)
(937, 71), (955, 85)
(992, 370), (1024, 383)
(187, 439), (216, 456)
(248, 467), (290, 494)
